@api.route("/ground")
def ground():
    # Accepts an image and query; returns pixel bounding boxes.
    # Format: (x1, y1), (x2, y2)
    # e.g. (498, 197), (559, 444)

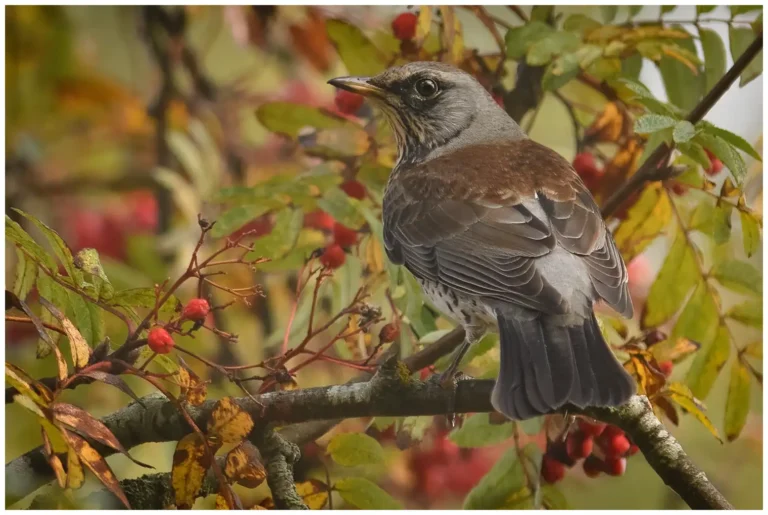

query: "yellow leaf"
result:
(724, 360), (751, 441)
(686, 325), (731, 400)
(295, 479), (330, 510)
(650, 337), (700, 364)
(41, 428), (67, 488)
(172, 433), (212, 509)
(585, 102), (625, 143)
(415, 6), (433, 45)
(215, 494), (230, 510)
(224, 442), (267, 488)
(613, 183), (671, 260)
(39, 297), (91, 369)
(62, 429), (130, 508)
(6, 362), (53, 406)
(177, 359), (208, 406)
(439, 7), (464, 64)
(207, 397), (255, 444)
(664, 382), (722, 442)
(66, 445), (85, 490)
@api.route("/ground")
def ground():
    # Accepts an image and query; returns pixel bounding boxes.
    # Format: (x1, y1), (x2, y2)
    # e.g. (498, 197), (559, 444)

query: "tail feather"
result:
(491, 310), (635, 420)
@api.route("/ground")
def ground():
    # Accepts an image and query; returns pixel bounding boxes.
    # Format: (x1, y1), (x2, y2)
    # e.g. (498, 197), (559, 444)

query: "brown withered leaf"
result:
(52, 403), (152, 469)
(654, 396), (680, 426)
(172, 433), (213, 509)
(274, 368), (299, 392)
(225, 441), (267, 488)
(289, 7), (331, 72)
(66, 445), (85, 489)
(39, 297), (91, 370)
(177, 357), (208, 406)
(80, 370), (145, 407)
(214, 488), (243, 510)
(41, 427), (67, 489)
(62, 429), (130, 509)
(650, 337), (700, 364)
(208, 397), (255, 444)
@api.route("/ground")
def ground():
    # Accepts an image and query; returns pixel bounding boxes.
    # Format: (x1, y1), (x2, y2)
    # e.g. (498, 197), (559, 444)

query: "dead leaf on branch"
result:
(207, 396), (255, 444)
(39, 296), (91, 370)
(177, 357), (208, 406)
(172, 433), (214, 509)
(224, 441), (267, 488)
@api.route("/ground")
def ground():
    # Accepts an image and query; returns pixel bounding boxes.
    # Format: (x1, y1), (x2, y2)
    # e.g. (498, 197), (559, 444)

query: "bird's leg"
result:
(435, 325), (483, 388)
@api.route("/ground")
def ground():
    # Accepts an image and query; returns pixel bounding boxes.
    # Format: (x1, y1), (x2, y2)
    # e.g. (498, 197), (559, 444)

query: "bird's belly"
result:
(418, 279), (496, 329)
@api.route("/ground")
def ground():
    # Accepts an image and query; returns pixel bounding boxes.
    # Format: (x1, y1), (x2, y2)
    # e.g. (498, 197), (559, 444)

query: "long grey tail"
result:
(491, 310), (636, 421)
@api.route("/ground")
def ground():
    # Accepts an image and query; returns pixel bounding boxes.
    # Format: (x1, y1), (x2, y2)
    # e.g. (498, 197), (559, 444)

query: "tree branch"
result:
(601, 30), (763, 217)
(7, 355), (730, 509)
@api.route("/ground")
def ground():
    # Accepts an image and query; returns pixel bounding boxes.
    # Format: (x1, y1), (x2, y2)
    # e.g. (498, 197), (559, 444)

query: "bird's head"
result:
(329, 61), (524, 163)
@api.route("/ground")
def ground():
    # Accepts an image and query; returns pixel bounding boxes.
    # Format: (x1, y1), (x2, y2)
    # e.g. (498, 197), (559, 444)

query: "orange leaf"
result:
(62, 429), (130, 509)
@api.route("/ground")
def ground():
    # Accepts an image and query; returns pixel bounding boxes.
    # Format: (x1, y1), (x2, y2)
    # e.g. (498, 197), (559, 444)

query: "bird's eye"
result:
(415, 78), (439, 98)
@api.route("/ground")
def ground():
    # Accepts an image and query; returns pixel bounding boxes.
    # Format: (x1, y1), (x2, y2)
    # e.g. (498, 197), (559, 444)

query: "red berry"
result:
(658, 360), (674, 377)
(391, 12), (418, 41)
(419, 366), (433, 380)
(340, 180), (366, 200)
(599, 433), (631, 459)
(304, 210), (335, 231)
(379, 323), (400, 343)
(566, 432), (594, 460)
(319, 244), (346, 269)
(147, 327), (174, 354)
(671, 182), (688, 196)
(583, 456), (603, 478)
(572, 152), (604, 190)
(333, 222), (358, 247)
(541, 455), (566, 484)
(627, 444), (640, 456)
(704, 149), (724, 176)
(334, 89), (364, 115)
(182, 298), (210, 321)
(578, 419), (607, 438)
(604, 457), (627, 476)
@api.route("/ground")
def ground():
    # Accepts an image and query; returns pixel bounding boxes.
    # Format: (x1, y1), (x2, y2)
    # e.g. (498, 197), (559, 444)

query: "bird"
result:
(328, 62), (636, 420)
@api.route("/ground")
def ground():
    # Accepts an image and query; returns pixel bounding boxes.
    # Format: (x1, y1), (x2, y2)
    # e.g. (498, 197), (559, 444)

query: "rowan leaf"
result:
(672, 121), (696, 144)
(177, 358), (208, 406)
(696, 132), (748, 184)
(664, 382), (722, 441)
(52, 403), (152, 468)
(463, 446), (527, 509)
(5, 215), (57, 271)
(699, 28), (727, 93)
(317, 187), (365, 229)
(207, 397), (254, 444)
(642, 228), (699, 327)
(634, 114), (678, 135)
(327, 432), (385, 467)
(13, 393), (47, 419)
(11, 288), (68, 380)
(13, 208), (81, 285)
(563, 14), (600, 35)
(211, 205), (272, 239)
(335, 477), (402, 509)
(295, 479), (331, 509)
(172, 433), (212, 509)
(541, 484), (570, 509)
(699, 121), (762, 162)
(42, 428), (67, 489)
(62, 429), (130, 508)
(686, 325), (731, 400)
(729, 26), (763, 87)
(743, 341), (762, 359)
(246, 208), (304, 261)
(726, 300), (762, 328)
(256, 102), (352, 139)
(671, 280), (720, 349)
(326, 18), (388, 76)
(724, 359), (751, 441)
(73, 248), (113, 300)
(449, 413), (515, 448)
(739, 211), (761, 258)
(13, 248), (38, 301)
(613, 183), (672, 260)
(6, 362), (52, 407)
(711, 260), (762, 296)
(36, 273), (69, 357)
(225, 441), (266, 488)
(505, 21), (553, 60)
(395, 415), (433, 449)
(66, 445), (86, 490)
(39, 296), (91, 370)
(656, 27), (703, 111)
(109, 287), (180, 316)
(650, 337), (700, 364)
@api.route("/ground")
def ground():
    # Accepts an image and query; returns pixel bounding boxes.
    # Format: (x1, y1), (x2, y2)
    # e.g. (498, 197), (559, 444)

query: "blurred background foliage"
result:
(5, 4), (763, 510)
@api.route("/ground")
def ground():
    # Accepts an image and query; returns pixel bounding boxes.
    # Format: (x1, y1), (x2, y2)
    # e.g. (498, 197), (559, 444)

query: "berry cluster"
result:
(305, 181), (367, 270)
(541, 418), (639, 484)
(146, 298), (211, 355)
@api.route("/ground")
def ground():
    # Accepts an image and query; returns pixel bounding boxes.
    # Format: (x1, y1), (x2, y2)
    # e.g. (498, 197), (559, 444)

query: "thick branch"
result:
(7, 359), (730, 509)
(601, 31), (763, 217)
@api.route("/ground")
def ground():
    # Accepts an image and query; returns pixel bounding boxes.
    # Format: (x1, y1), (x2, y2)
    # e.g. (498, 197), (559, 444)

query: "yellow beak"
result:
(328, 76), (385, 98)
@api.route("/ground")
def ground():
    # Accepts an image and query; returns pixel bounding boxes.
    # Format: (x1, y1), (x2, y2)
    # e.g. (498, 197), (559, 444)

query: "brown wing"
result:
(382, 139), (633, 318)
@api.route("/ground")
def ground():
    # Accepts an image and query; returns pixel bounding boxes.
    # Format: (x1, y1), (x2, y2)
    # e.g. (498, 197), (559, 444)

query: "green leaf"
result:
(613, 184), (672, 260)
(695, 132), (748, 184)
(256, 102), (352, 139)
(743, 341), (762, 359)
(585, 56), (621, 80)
(657, 27), (703, 111)
(699, 121), (762, 161)
(661, 6), (677, 15)
(334, 477), (402, 509)
(671, 280), (720, 346)
(6, 215), (58, 272)
(449, 413), (514, 448)
(628, 6), (644, 18)
(210, 205), (273, 239)
(690, 201), (732, 244)
(672, 121), (697, 143)
(526, 31), (580, 66)
(109, 288), (180, 316)
(541, 53), (581, 91)
(317, 187), (365, 229)
(247, 208), (304, 260)
(730, 5), (763, 16)
(562, 14), (600, 36)
(678, 141), (714, 170)
(740, 211), (761, 258)
(699, 28), (726, 93)
(13, 248), (38, 300)
(634, 114), (678, 135)
(74, 248), (114, 300)
(463, 446), (527, 509)
(697, 6), (717, 16)
(505, 21), (553, 60)
(643, 229), (699, 327)
(686, 325), (731, 400)
(727, 300), (762, 328)
(13, 208), (81, 285)
(724, 360), (751, 441)
(326, 19), (388, 77)
(621, 53), (643, 80)
(67, 292), (99, 347)
(541, 484), (570, 509)
(36, 273), (69, 356)
(395, 416), (433, 447)
(600, 6), (618, 23)
(327, 433), (385, 467)
(729, 27), (763, 86)
(530, 6), (554, 22)
(711, 260), (762, 296)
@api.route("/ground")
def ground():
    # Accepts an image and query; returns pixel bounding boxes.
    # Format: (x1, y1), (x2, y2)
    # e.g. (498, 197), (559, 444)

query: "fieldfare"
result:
(329, 62), (636, 420)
